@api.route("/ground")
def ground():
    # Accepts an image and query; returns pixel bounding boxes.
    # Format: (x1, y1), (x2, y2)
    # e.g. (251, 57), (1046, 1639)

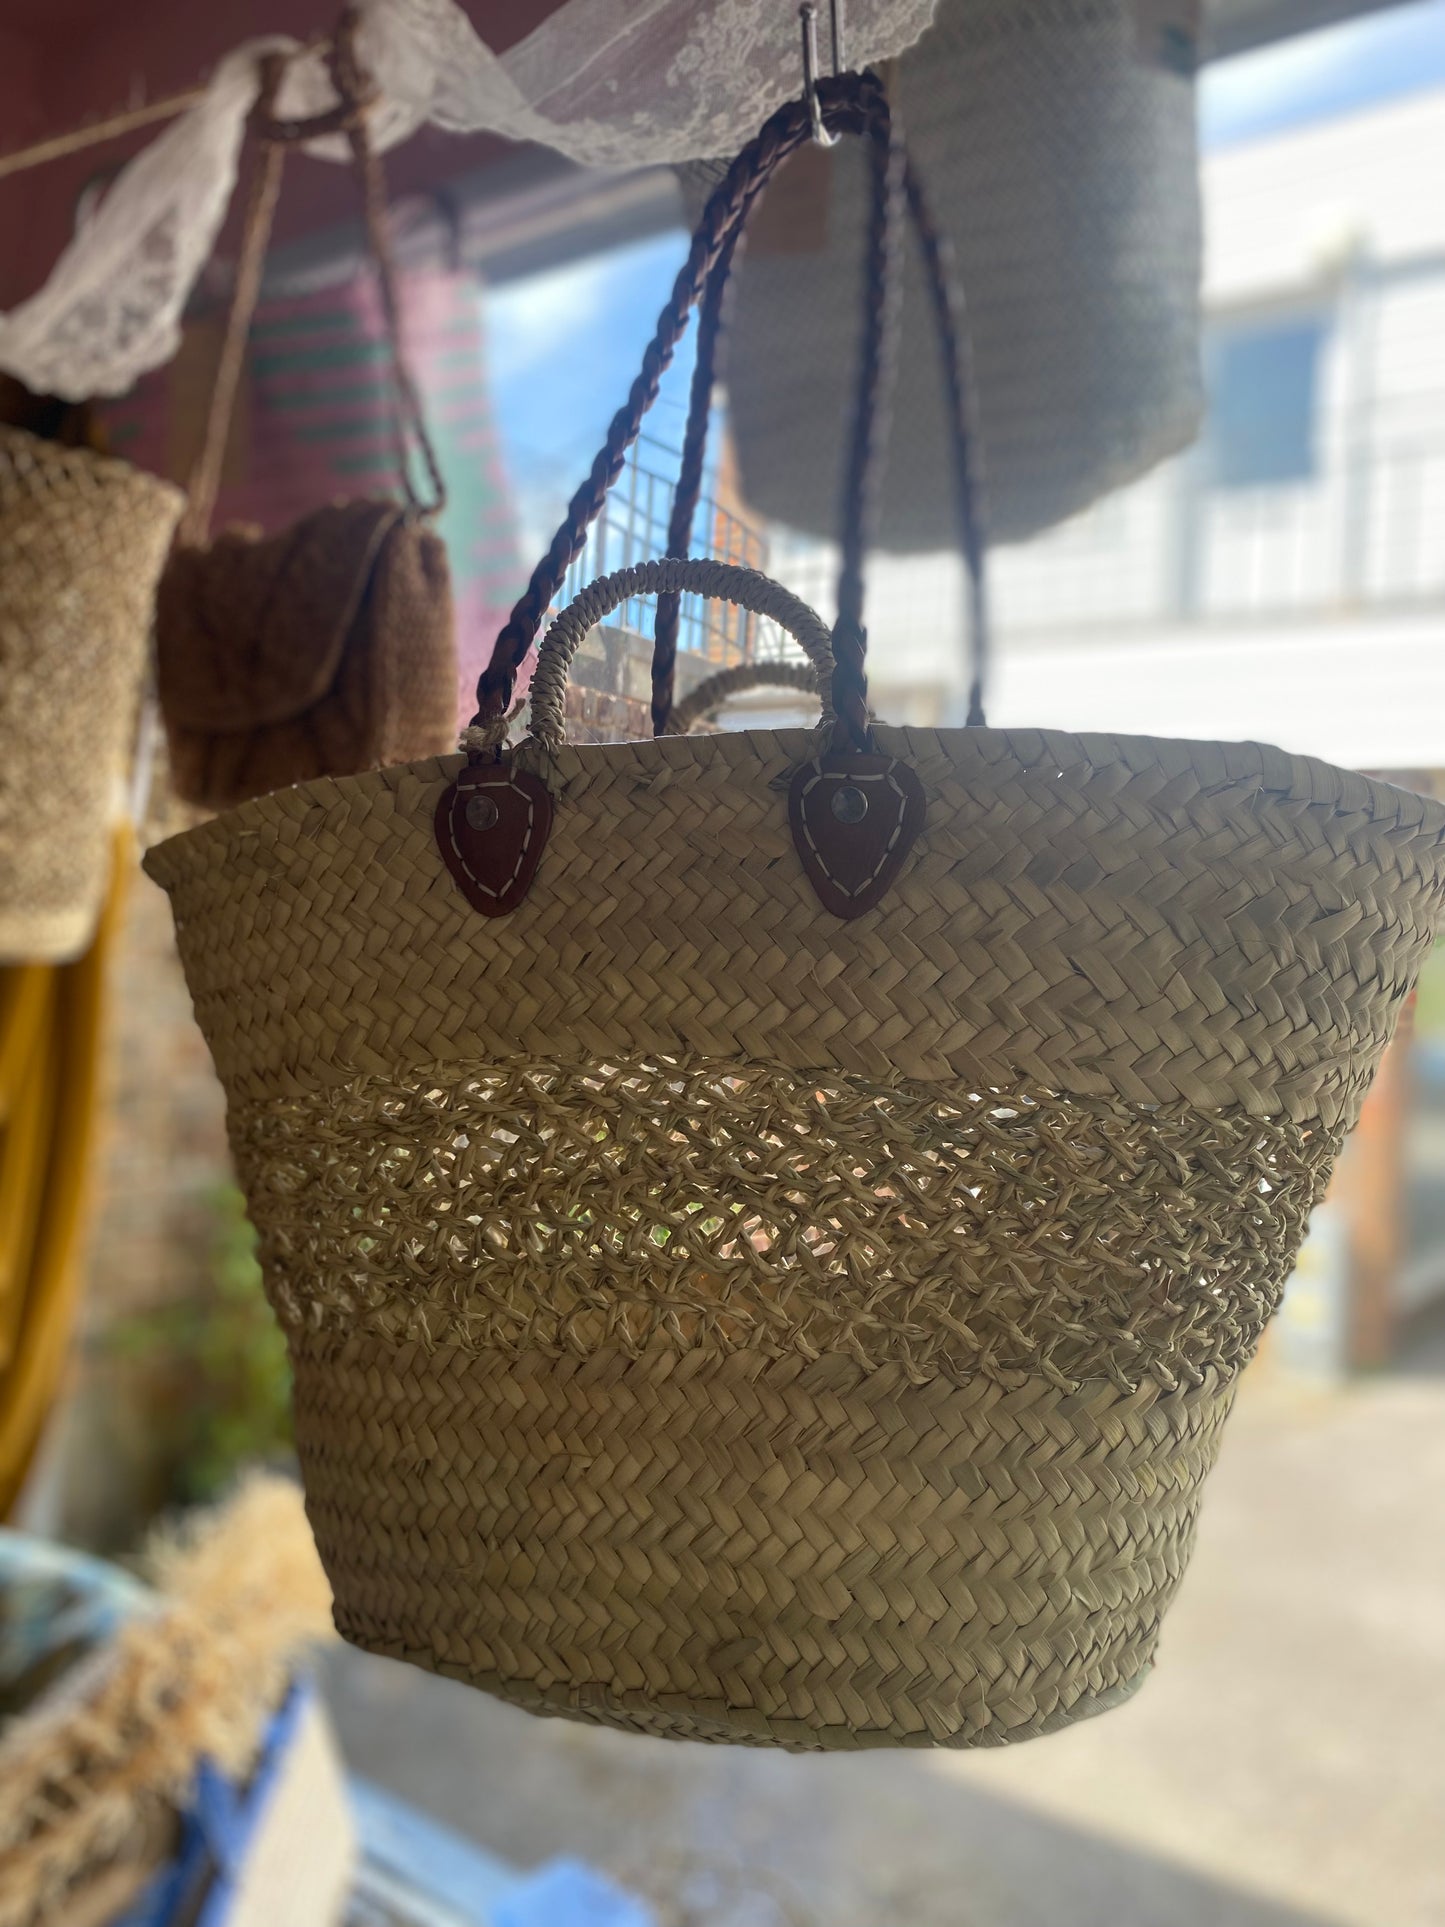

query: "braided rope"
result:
(651, 250), (736, 734)
(527, 559), (834, 753)
(904, 164), (989, 725)
(470, 73), (892, 734)
(827, 81), (903, 752)
(651, 143), (991, 737)
(668, 659), (825, 735)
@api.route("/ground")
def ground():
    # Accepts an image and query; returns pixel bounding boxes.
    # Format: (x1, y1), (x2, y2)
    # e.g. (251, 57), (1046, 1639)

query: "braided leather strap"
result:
(470, 72), (893, 739)
(653, 152), (989, 734)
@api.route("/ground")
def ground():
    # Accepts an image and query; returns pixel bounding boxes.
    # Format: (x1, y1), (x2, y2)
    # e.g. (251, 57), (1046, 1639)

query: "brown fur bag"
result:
(156, 37), (456, 813)
(158, 502), (455, 812)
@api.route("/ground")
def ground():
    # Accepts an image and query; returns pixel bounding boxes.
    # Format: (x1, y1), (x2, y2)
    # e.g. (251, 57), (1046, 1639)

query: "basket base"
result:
(328, 1622), (1153, 1749)
(292, 1333), (1235, 1751)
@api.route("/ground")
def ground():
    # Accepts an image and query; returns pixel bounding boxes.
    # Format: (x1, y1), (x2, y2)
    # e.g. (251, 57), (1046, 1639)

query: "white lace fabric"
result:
(0, 0), (936, 401)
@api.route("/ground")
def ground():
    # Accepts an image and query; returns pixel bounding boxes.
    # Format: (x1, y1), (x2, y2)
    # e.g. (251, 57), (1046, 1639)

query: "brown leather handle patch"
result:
(438, 748), (924, 922)
(435, 762), (553, 918)
(788, 753), (926, 920)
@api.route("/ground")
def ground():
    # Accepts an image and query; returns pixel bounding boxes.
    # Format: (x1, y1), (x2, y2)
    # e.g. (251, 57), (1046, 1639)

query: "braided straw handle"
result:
(668, 660), (825, 736)
(527, 560), (834, 754)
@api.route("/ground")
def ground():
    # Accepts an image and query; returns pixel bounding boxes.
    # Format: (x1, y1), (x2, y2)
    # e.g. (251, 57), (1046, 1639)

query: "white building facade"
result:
(828, 82), (1445, 775)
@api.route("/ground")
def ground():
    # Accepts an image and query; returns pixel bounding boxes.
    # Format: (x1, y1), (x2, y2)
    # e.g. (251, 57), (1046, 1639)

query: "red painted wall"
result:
(0, 1), (565, 307)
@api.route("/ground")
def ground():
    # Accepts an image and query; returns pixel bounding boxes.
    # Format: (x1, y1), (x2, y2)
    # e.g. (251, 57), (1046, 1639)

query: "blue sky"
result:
(489, 0), (1445, 543)
(1201, 0), (1445, 147)
(486, 232), (694, 555)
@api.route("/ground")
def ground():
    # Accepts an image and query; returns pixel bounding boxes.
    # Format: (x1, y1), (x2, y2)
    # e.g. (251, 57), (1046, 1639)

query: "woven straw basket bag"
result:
(0, 427), (181, 961)
(148, 79), (1445, 1751)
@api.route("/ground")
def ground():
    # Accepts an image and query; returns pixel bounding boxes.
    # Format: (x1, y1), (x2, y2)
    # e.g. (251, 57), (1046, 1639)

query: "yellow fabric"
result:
(0, 830), (129, 1514)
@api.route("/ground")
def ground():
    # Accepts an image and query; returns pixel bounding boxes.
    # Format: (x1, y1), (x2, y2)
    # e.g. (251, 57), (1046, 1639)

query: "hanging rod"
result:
(0, 89), (208, 184)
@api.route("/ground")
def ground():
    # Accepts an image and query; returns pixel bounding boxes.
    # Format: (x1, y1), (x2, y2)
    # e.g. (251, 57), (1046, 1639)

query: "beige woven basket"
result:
(0, 427), (182, 961)
(146, 550), (1445, 1750)
(147, 74), (1445, 1752)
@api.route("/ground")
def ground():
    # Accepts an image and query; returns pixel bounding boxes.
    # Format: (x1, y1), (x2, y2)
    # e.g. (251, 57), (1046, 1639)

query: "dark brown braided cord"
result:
(826, 91), (903, 755)
(652, 147), (991, 735)
(650, 257), (734, 735)
(470, 73), (894, 739)
(905, 166), (989, 726)
(646, 143), (798, 734)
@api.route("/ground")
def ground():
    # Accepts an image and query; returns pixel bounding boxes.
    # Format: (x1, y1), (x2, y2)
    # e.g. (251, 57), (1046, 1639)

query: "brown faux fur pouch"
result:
(156, 501), (456, 813)
(154, 42), (457, 814)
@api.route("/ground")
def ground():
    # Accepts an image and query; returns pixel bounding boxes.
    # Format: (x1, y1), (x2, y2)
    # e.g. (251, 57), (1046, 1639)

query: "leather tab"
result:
(435, 760), (553, 917)
(788, 752), (926, 919)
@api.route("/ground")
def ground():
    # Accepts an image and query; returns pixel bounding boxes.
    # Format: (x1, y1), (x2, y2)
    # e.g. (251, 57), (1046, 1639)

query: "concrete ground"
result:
(322, 1360), (1445, 1927)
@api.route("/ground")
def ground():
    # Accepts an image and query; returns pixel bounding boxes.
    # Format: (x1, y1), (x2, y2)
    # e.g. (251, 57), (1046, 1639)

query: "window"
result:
(1206, 316), (1326, 488)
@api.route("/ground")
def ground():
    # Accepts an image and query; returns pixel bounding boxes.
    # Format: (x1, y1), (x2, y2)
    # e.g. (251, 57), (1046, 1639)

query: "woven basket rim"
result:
(145, 723), (1445, 880)
(0, 420), (184, 508)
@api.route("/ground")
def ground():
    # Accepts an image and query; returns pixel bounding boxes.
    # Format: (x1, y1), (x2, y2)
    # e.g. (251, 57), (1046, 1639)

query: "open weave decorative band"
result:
(234, 1052), (1338, 1397)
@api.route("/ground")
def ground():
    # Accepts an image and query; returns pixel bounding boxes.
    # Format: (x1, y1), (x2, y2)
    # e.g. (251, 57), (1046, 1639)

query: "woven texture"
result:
(0, 428), (181, 962)
(0, 1478), (333, 1927)
(681, 0), (1203, 550)
(295, 1335), (1233, 1749)
(236, 1059), (1326, 1395)
(147, 728), (1445, 1128)
(146, 725), (1445, 1747)
(157, 501), (457, 811)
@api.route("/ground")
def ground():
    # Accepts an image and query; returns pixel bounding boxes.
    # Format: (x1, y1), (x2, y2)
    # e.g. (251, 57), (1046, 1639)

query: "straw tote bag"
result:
(155, 39), (455, 814)
(146, 75), (1445, 1752)
(0, 428), (181, 962)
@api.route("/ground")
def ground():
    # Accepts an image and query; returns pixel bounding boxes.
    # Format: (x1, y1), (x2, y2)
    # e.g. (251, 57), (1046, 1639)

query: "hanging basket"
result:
(154, 43), (457, 814)
(145, 79), (1445, 1752)
(147, 574), (1445, 1749)
(679, 0), (1204, 550)
(0, 427), (181, 962)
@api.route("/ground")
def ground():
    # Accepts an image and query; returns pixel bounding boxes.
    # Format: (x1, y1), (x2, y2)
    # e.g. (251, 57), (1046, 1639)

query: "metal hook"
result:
(799, 1), (845, 148)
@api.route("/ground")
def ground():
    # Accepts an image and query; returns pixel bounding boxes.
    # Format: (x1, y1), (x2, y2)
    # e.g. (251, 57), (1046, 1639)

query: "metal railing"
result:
(555, 434), (803, 669)
(991, 433), (1445, 638)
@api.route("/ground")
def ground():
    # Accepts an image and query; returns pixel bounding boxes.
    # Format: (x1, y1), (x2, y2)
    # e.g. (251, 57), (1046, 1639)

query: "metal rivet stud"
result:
(830, 783), (868, 824)
(465, 793), (500, 832)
